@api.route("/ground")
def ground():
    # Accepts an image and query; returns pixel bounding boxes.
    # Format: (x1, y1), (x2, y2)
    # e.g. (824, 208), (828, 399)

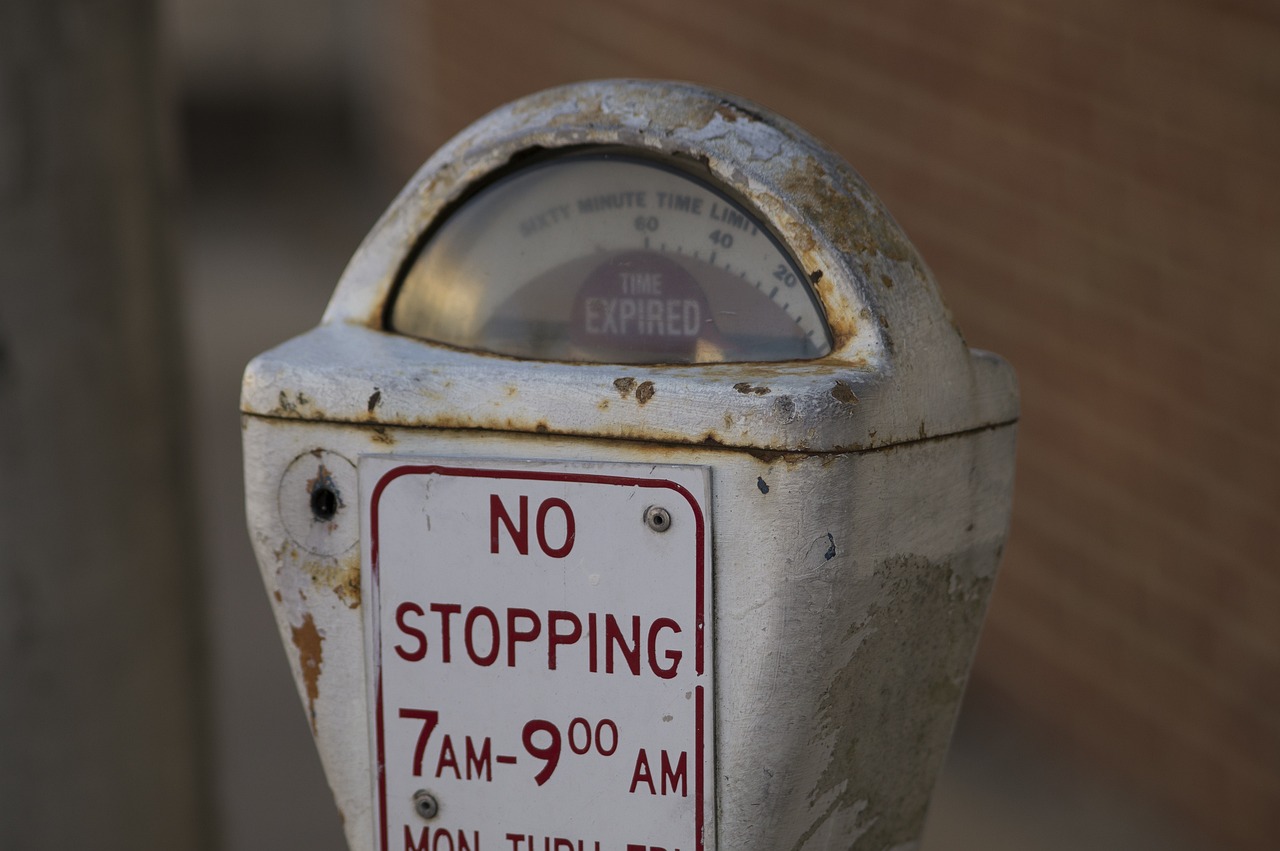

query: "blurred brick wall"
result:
(165, 0), (354, 96)
(359, 2), (1280, 848)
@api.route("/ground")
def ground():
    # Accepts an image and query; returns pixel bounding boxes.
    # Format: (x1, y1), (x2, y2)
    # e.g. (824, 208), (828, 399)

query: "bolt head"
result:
(412, 790), (438, 820)
(644, 505), (672, 532)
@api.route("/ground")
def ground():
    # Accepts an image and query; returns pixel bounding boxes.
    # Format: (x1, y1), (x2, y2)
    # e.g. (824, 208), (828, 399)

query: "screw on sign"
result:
(366, 460), (714, 851)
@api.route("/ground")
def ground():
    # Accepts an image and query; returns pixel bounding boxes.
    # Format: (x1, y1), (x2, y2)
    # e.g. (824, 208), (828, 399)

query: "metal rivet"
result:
(412, 790), (438, 820)
(644, 505), (672, 533)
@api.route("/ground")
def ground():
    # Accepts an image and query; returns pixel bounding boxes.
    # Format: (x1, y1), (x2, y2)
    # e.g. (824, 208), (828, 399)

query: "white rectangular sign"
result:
(363, 457), (714, 851)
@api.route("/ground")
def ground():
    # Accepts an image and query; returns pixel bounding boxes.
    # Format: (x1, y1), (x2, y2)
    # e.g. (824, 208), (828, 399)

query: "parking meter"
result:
(242, 80), (1017, 851)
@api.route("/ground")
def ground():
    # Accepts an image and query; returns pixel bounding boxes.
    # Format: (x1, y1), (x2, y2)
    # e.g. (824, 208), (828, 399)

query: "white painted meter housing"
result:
(242, 80), (1018, 851)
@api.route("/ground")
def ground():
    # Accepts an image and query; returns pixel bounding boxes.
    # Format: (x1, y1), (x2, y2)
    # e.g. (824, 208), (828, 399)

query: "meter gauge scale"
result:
(391, 152), (833, 364)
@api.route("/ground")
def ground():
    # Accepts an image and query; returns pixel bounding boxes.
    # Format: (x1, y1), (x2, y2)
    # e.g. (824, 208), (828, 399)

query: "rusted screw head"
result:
(644, 505), (672, 533)
(412, 789), (438, 820)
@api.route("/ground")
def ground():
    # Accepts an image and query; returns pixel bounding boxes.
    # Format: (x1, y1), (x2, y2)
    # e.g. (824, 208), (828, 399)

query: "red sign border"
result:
(368, 464), (710, 851)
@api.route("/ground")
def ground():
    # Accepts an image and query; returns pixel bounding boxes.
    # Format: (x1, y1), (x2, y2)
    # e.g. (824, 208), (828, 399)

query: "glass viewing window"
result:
(390, 151), (833, 364)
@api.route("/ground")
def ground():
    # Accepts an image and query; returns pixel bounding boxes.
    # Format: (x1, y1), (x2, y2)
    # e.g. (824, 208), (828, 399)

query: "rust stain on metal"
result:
(304, 553), (361, 609)
(880, 274), (894, 289)
(831, 380), (859, 406)
(780, 155), (916, 268)
(808, 262), (859, 350)
(254, 354), (883, 452)
(743, 447), (784, 463)
(273, 389), (327, 420)
(290, 613), (324, 734)
(312, 367), (878, 447)
(305, 463), (343, 532)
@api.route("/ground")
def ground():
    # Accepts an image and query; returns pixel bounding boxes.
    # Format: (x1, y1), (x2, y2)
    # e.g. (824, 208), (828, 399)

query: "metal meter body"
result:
(242, 80), (1017, 851)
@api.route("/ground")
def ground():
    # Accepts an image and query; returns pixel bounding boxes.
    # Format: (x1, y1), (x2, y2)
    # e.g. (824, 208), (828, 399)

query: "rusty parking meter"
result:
(242, 80), (1017, 851)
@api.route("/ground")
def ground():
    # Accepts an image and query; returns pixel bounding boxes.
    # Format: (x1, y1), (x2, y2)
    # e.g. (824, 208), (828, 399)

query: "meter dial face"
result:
(390, 152), (832, 364)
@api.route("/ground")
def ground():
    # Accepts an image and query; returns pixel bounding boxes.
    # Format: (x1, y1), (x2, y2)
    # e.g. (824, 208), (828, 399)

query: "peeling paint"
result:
(635, 381), (656, 405)
(290, 613), (325, 734)
(830, 380), (859, 406)
(734, 382), (771, 396)
(303, 553), (362, 609)
(273, 389), (325, 420)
